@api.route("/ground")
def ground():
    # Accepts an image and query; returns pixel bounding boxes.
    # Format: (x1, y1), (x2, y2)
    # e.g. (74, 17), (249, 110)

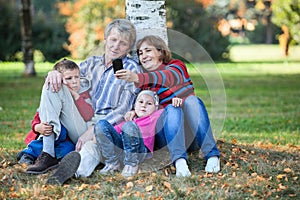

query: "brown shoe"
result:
(26, 152), (58, 174)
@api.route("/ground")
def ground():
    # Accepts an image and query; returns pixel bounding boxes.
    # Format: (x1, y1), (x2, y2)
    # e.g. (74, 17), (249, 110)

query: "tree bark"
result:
(125, 0), (167, 46)
(20, 0), (35, 76)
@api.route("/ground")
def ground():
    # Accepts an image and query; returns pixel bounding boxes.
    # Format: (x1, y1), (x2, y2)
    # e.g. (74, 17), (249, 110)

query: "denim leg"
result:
(94, 120), (123, 165)
(155, 105), (187, 163)
(121, 121), (147, 166)
(183, 96), (220, 160)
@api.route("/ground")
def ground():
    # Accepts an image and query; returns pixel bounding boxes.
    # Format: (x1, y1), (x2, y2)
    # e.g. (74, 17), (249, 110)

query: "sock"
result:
(43, 133), (55, 158)
(205, 156), (220, 173)
(175, 158), (191, 177)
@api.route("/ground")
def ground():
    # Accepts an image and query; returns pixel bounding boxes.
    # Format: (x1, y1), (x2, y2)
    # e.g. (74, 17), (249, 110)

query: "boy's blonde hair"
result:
(53, 58), (79, 73)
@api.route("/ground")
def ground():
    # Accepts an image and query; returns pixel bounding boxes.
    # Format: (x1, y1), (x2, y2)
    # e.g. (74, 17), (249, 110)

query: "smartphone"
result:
(112, 58), (123, 73)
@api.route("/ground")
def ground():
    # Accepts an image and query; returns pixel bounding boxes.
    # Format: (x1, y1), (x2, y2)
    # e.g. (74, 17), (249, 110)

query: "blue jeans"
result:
(94, 120), (148, 166)
(155, 96), (220, 163)
(18, 124), (75, 160)
(183, 96), (220, 160)
(155, 105), (187, 163)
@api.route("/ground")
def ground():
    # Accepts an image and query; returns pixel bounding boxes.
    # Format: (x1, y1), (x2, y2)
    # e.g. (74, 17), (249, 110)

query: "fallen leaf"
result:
(145, 185), (153, 192)
(276, 174), (285, 179)
(78, 183), (89, 191)
(278, 184), (287, 190)
(126, 182), (134, 189)
(232, 138), (237, 144)
(163, 181), (173, 192)
(284, 168), (292, 173)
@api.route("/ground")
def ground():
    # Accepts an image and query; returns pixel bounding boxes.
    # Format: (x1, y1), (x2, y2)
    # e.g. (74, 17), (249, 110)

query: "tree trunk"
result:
(125, 0), (167, 46)
(265, 13), (273, 44)
(20, 0), (35, 76)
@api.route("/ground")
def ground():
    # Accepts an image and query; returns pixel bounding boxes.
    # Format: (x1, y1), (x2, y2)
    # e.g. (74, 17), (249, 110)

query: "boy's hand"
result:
(35, 122), (53, 136)
(75, 126), (94, 151)
(172, 97), (183, 107)
(68, 86), (80, 100)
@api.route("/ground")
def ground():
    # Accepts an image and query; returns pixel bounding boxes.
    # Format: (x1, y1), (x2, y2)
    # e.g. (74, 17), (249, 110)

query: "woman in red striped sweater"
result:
(115, 35), (220, 177)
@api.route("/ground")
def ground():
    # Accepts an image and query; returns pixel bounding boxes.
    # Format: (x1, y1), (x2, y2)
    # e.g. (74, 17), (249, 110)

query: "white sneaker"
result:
(175, 158), (191, 177)
(99, 163), (120, 174)
(121, 165), (139, 177)
(205, 156), (220, 173)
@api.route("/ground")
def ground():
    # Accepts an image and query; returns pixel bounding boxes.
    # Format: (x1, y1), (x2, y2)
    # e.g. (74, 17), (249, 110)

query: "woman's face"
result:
(138, 42), (163, 71)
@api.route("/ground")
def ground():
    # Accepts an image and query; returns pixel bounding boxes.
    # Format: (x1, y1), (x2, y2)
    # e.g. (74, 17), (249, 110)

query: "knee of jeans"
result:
(122, 121), (139, 134)
(165, 104), (182, 116)
(184, 95), (198, 106)
(94, 120), (110, 134)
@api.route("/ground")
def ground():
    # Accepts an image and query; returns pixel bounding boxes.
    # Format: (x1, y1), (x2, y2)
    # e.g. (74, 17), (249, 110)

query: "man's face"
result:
(105, 27), (130, 64)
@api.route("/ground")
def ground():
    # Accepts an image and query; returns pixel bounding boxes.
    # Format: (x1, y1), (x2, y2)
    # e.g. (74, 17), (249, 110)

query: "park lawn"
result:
(0, 61), (299, 199)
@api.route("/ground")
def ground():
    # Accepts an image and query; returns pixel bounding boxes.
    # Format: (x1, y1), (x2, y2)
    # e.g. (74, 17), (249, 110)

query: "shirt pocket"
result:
(109, 83), (124, 108)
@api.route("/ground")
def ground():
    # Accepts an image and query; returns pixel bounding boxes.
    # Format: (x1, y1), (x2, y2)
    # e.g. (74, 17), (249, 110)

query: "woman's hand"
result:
(35, 122), (53, 136)
(75, 126), (94, 151)
(124, 110), (136, 121)
(115, 69), (139, 83)
(172, 97), (183, 107)
(45, 70), (63, 92)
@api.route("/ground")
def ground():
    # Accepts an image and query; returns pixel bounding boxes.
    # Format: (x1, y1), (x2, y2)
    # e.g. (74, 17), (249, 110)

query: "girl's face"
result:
(62, 68), (80, 92)
(138, 42), (163, 71)
(134, 94), (156, 118)
(105, 27), (130, 65)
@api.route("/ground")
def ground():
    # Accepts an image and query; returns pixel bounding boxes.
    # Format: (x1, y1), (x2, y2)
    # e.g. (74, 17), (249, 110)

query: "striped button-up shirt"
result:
(79, 55), (142, 125)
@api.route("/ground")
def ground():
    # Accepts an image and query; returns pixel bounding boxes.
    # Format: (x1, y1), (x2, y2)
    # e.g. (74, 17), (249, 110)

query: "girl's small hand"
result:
(124, 110), (136, 121)
(115, 69), (139, 83)
(172, 97), (183, 107)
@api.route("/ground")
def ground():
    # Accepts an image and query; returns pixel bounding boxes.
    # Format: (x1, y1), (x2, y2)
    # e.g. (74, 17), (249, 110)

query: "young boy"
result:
(94, 90), (164, 177)
(20, 58), (94, 174)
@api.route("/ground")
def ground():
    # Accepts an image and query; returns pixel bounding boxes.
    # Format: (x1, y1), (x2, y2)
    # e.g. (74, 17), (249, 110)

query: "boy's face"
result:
(134, 94), (156, 118)
(62, 68), (80, 92)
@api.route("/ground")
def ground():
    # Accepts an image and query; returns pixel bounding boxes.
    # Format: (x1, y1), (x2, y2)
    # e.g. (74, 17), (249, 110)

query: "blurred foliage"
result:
(167, 0), (230, 60)
(244, 21), (281, 44)
(0, 0), (299, 62)
(31, 0), (69, 62)
(14, 50), (45, 63)
(272, 0), (300, 44)
(56, 0), (125, 59)
(0, 2), (21, 61)
(0, 0), (68, 62)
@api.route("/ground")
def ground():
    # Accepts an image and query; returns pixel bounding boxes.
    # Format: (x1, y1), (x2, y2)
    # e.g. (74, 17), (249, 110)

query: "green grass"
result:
(229, 44), (300, 62)
(0, 61), (299, 199)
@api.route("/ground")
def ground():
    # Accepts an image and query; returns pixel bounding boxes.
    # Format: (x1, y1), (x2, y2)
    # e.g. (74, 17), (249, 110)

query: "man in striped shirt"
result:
(41, 19), (141, 184)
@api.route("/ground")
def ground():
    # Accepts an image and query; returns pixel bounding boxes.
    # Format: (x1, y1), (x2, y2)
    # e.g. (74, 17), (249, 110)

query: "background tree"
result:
(31, 0), (69, 62)
(20, 0), (35, 76)
(0, 1), (21, 61)
(167, 0), (230, 60)
(272, 0), (300, 44)
(56, 0), (125, 59)
(126, 0), (167, 51)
